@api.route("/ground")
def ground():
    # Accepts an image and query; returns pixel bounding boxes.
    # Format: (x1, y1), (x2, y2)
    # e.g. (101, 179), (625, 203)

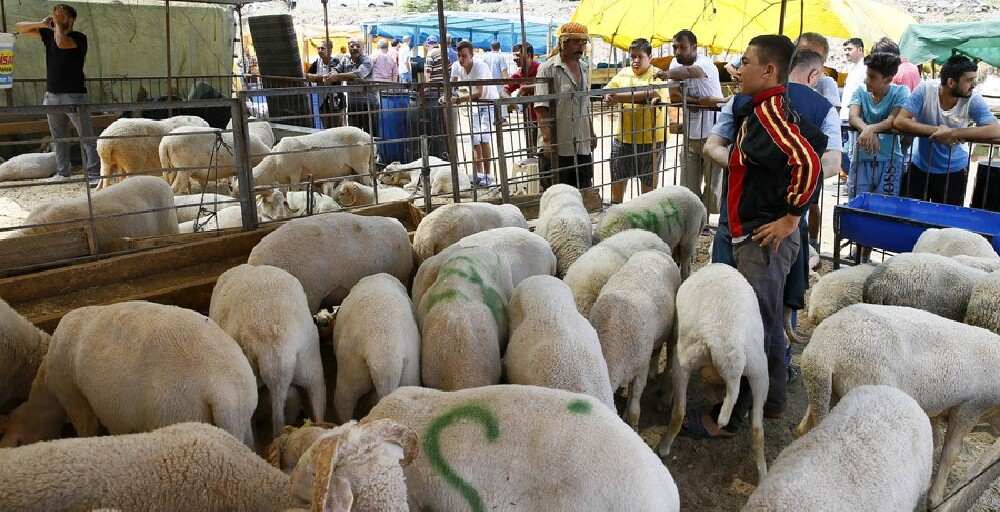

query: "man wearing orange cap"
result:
(534, 22), (597, 189)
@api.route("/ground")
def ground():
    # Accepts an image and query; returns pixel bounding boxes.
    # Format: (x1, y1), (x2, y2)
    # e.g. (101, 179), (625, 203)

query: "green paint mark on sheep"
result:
(600, 199), (682, 239)
(567, 399), (592, 415)
(434, 255), (506, 328)
(425, 288), (470, 311)
(424, 404), (500, 512)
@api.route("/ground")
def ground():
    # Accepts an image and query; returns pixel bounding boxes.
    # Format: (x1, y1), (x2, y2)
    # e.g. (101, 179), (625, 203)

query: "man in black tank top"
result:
(16, 4), (100, 185)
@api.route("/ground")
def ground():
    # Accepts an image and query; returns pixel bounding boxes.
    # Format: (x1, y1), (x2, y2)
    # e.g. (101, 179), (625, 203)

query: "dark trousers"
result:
(540, 153), (594, 190)
(903, 163), (968, 206)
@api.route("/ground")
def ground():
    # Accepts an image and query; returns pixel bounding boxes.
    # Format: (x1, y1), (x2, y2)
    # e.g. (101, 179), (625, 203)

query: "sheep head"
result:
(258, 189), (294, 221)
(331, 182), (362, 208)
(379, 162), (410, 186)
(289, 419), (417, 512)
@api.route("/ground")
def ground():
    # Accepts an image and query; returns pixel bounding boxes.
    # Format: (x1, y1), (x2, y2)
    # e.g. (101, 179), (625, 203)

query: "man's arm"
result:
(15, 18), (51, 39)
(656, 66), (707, 81)
(892, 107), (937, 137)
(703, 134), (732, 168)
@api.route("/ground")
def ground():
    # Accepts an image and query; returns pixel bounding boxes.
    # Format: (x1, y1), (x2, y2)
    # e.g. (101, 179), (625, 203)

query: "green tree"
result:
(401, 0), (464, 14)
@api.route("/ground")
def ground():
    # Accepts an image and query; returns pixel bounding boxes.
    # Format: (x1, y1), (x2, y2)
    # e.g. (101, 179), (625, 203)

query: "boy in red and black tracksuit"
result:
(729, 35), (824, 417)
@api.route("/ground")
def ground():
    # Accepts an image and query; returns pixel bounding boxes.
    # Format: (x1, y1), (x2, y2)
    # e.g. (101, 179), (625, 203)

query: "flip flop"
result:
(679, 405), (736, 440)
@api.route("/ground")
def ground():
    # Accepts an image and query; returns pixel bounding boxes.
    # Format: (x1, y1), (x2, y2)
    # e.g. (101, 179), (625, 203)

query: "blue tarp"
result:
(363, 13), (557, 54)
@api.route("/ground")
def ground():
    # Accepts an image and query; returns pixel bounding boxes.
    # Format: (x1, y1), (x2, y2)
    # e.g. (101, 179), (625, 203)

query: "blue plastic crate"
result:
(834, 193), (1000, 255)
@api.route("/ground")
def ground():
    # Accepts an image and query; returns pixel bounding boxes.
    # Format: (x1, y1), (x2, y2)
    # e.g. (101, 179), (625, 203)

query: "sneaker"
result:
(474, 174), (494, 187)
(45, 174), (72, 183)
(788, 365), (801, 385)
(88, 177), (101, 188)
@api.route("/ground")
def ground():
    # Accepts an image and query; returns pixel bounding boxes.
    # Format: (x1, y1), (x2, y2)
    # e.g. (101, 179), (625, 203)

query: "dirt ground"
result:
(636, 231), (1000, 511)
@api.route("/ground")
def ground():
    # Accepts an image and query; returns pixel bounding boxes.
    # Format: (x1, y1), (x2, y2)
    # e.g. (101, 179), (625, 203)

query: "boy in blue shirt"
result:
(894, 55), (1000, 205)
(848, 52), (909, 198)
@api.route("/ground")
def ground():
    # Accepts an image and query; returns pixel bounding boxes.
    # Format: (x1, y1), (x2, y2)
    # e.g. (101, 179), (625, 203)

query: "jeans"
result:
(681, 138), (722, 214)
(903, 163), (968, 206)
(43, 92), (100, 178)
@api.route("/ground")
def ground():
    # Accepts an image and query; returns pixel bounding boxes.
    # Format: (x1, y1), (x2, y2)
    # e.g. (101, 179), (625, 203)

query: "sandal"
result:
(679, 405), (736, 440)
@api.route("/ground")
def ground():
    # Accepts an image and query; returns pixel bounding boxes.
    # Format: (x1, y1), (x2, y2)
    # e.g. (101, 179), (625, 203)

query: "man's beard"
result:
(676, 54), (695, 66)
(950, 85), (972, 98)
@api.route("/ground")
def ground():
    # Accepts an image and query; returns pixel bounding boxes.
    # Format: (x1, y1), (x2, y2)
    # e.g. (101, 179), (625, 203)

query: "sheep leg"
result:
(929, 404), (982, 507)
(62, 386), (101, 437)
(747, 364), (770, 482)
(295, 345), (327, 424)
(626, 363), (650, 430)
(657, 357), (690, 457)
(795, 360), (833, 437)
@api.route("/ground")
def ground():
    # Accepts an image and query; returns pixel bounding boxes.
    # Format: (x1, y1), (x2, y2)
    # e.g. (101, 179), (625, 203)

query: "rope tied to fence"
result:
(193, 131), (229, 233)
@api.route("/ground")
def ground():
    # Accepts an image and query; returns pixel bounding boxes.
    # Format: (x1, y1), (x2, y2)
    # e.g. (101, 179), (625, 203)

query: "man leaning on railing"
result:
(893, 54), (1000, 206)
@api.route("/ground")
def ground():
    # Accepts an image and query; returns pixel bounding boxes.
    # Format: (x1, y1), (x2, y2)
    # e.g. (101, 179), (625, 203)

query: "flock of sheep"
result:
(0, 113), (999, 511)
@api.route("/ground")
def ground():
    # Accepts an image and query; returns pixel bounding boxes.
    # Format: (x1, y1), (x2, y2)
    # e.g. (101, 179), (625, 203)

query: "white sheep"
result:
(329, 181), (412, 208)
(952, 254), (1000, 272)
(210, 264), (326, 437)
(0, 152), (57, 181)
(863, 252), (988, 321)
(805, 263), (878, 325)
(505, 275), (614, 408)
(411, 202), (528, 262)
(266, 421), (336, 474)
(258, 189), (340, 220)
(250, 126), (373, 189)
(536, 184), (593, 277)
(381, 156), (472, 196)
(364, 385), (680, 511)
(657, 263), (769, 481)
(158, 126), (271, 194)
(410, 226), (556, 307)
(248, 212), (414, 313)
(173, 193), (237, 223)
(589, 250), (681, 428)
(743, 385), (932, 512)
(0, 298), (49, 413)
(0, 422), (301, 511)
(333, 274), (420, 422)
(227, 118), (276, 148)
(416, 246), (513, 390)
(562, 229), (672, 317)
(913, 227), (999, 260)
(965, 271), (1000, 334)
(19, 175), (178, 251)
(96, 115), (208, 189)
(1, 301), (257, 447)
(0, 359), (65, 447)
(797, 303), (1000, 507)
(594, 186), (707, 278)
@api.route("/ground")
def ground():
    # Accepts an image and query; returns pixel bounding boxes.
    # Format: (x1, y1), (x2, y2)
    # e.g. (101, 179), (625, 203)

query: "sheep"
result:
(936, 436), (1000, 512)
(410, 227), (556, 307)
(0, 301), (257, 447)
(158, 126), (271, 194)
(913, 227), (999, 260)
(210, 264), (326, 438)
(411, 202), (528, 262)
(797, 303), (1000, 507)
(0, 422), (301, 511)
(589, 250), (681, 428)
(19, 175), (178, 251)
(227, 118), (276, 148)
(248, 212), (414, 313)
(416, 246), (513, 391)
(173, 193), (237, 223)
(657, 263), (769, 481)
(535, 184), (593, 277)
(0, 152), (56, 181)
(0, 298), (49, 413)
(258, 189), (340, 221)
(504, 275), (614, 408)
(329, 181), (412, 208)
(0, 360), (65, 447)
(380, 156), (472, 196)
(743, 385), (932, 512)
(179, 204), (246, 233)
(863, 252), (988, 321)
(333, 274), (420, 422)
(364, 385), (680, 511)
(952, 254), (1000, 272)
(96, 115), (208, 189)
(805, 262), (878, 325)
(562, 229), (672, 317)
(965, 271), (1000, 334)
(250, 126), (374, 189)
(267, 421), (336, 474)
(594, 186), (707, 278)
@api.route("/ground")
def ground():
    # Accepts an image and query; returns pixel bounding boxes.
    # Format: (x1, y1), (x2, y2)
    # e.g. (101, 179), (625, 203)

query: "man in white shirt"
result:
(662, 30), (725, 214)
(448, 41), (499, 185)
(795, 32), (841, 108)
(482, 40), (509, 121)
(840, 37), (866, 120)
(397, 36), (412, 83)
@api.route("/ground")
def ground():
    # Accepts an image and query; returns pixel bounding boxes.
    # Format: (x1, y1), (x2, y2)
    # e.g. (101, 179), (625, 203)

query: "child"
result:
(848, 52), (909, 198)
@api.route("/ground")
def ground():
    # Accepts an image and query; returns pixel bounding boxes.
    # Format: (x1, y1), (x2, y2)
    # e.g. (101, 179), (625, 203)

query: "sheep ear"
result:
(310, 437), (342, 512)
(318, 475), (353, 512)
(361, 419), (419, 466)
(265, 425), (298, 469)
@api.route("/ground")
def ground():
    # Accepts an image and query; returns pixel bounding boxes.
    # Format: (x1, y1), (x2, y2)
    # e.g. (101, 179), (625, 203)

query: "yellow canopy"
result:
(571, 0), (916, 53)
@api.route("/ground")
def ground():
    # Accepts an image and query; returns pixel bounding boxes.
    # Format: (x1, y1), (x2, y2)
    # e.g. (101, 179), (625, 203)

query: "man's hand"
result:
(930, 126), (961, 145)
(752, 214), (800, 252)
(42, 16), (54, 27)
(858, 126), (880, 154)
(590, 133), (598, 151)
(696, 96), (719, 107)
(603, 94), (617, 105)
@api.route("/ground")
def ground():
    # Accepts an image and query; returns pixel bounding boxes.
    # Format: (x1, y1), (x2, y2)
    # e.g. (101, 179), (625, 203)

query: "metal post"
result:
(0, 0), (11, 107)
(165, 0), (174, 117)
(517, 0), (529, 77)
(77, 104), (99, 255)
(230, 94), (258, 230)
(322, 0), (331, 49)
(435, 0), (461, 203)
(778, 0), (788, 35)
(494, 102), (511, 204)
(420, 135), (433, 213)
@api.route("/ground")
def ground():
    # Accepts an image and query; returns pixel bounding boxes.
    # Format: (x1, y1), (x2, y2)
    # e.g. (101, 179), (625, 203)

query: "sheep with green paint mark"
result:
(505, 276), (614, 409)
(364, 385), (680, 512)
(594, 186), (707, 278)
(417, 246), (513, 391)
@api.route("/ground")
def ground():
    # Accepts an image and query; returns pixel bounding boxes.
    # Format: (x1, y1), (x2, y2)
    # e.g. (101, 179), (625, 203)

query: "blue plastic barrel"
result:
(378, 92), (410, 164)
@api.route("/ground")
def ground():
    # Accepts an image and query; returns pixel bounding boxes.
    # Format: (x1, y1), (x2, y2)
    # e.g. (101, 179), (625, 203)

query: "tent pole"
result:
(322, 0), (330, 49)
(778, 0), (787, 35)
(435, 0), (462, 202)
(518, 0), (528, 75)
(166, 0), (173, 115)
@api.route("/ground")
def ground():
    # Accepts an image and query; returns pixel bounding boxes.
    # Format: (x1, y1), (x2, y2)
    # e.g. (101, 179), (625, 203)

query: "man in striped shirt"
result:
(727, 35), (824, 418)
